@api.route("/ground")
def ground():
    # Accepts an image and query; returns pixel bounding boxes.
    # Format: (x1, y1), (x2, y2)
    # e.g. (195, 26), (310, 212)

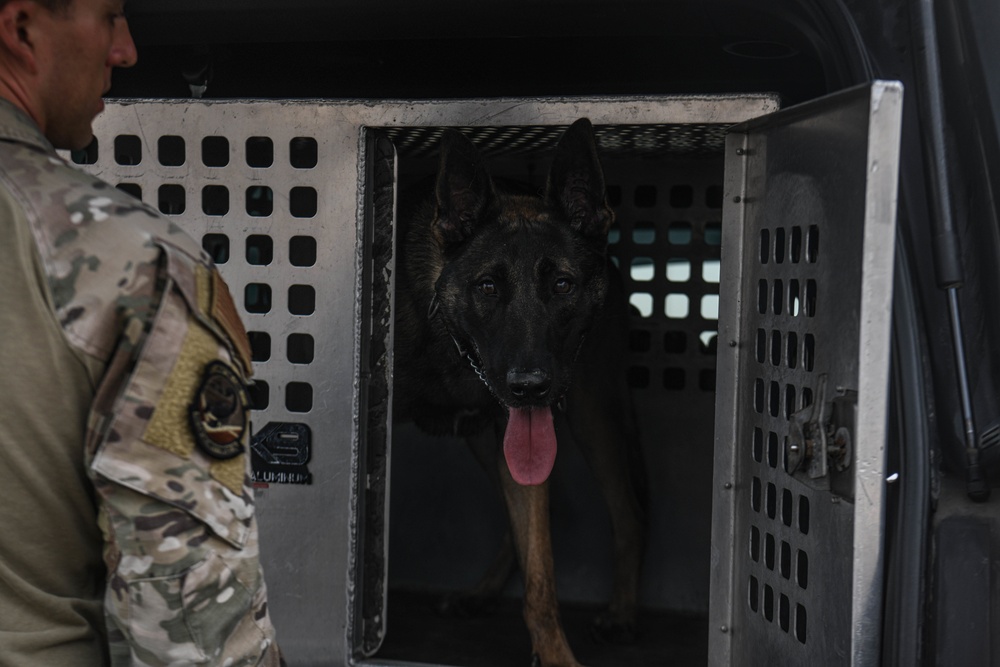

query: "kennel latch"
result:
(786, 374), (857, 495)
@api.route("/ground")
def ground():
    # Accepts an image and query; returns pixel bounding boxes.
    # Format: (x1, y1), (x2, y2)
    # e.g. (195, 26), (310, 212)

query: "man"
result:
(0, 0), (282, 664)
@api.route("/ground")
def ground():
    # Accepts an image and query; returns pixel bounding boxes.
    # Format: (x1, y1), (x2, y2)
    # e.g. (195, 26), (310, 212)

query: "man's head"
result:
(0, 0), (136, 149)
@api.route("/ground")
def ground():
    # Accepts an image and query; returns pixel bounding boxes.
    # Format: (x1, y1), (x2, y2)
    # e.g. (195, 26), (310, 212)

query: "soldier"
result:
(0, 0), (283, 665)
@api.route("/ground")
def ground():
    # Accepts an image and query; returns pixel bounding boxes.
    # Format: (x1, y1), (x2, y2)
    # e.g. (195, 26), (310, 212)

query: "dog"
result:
(392, 118), (646, 667)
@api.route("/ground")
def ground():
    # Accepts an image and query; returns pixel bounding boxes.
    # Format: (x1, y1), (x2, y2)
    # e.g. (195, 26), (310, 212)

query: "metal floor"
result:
(375, 590), (708, 666)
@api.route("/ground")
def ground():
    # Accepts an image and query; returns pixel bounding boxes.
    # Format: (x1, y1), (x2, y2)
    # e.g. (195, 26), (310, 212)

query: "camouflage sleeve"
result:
(85, 241), (282, 666)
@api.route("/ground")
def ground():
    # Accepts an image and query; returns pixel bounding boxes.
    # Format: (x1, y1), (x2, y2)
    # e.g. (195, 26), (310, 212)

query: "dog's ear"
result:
(545, 118), (614, 240)
(434, 129), (494, 248)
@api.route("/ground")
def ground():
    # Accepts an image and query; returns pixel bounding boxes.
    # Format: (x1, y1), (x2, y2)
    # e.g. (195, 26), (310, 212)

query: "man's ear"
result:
(0, 1), (40, 74)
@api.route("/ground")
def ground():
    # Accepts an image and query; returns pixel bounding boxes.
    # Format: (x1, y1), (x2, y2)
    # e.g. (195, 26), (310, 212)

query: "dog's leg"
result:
(499, 459), (583, 667)
(568, 397), (646, 644)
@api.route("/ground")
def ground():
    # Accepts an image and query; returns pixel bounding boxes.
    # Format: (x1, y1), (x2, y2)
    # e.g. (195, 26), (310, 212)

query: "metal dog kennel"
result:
(72, 85), (901, 666)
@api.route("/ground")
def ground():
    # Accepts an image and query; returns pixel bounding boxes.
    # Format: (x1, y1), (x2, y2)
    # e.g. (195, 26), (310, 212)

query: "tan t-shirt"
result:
(0, 182), (109, 664)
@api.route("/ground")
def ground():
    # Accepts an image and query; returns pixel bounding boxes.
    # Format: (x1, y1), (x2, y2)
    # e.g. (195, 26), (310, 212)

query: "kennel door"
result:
(709, 81), (903, 666)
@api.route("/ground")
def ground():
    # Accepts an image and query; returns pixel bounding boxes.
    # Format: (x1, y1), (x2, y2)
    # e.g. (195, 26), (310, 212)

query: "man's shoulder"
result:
(0, 140), (199, 247)
(0, 143), (208, 360)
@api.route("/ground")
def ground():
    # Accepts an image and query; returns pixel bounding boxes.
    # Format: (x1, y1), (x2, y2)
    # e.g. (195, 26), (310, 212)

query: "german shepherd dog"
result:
(393, 119), (646, 667)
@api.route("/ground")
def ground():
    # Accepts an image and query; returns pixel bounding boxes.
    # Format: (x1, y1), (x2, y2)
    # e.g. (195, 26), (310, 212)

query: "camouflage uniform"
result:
(0, 99), (282, 665)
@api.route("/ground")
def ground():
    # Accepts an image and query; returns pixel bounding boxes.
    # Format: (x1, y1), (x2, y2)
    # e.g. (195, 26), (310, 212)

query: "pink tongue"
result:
(503, 407), (557, 486)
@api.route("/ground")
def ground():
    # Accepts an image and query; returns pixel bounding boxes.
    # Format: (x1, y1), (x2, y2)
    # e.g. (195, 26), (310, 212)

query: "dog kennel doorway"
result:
(377, 121), (745, 667)
(72, 88), (900, 667)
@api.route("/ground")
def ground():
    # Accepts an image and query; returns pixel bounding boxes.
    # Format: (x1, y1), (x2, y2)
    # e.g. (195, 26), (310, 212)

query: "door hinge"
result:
(786, 374), (857, 500)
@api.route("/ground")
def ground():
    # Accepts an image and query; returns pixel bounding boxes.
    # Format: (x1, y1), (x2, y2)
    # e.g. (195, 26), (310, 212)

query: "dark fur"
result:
(393, 119), (646, 667)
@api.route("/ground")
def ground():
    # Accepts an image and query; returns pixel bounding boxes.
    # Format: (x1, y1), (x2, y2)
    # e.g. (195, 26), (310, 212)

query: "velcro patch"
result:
(144, 316), (218, 459)
(143, 313), (249, 495)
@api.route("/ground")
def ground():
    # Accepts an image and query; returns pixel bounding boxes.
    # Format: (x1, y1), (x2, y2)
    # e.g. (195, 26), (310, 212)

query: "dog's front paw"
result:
(590, 611), (638, 645)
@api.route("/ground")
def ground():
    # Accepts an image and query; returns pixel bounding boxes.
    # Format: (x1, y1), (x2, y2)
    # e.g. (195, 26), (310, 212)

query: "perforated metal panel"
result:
(70, 95), (780, 666)
(72, 102), (375, 665)
(609, 159), (724, 396)
(710, 82), (903, 666)
(384, 123), (731, 158)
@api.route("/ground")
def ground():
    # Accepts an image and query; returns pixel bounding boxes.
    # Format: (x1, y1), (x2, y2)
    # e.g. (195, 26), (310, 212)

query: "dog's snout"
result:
(507, 369), (552, 401)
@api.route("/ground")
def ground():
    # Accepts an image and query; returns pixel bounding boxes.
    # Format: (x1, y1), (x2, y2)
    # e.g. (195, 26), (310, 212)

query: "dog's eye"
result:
(553, 278), (574, 295)
(478, 279), (498, 296)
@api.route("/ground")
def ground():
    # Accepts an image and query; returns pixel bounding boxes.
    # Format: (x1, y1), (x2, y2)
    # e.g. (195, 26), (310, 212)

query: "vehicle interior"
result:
(106, 1), (1000, 665)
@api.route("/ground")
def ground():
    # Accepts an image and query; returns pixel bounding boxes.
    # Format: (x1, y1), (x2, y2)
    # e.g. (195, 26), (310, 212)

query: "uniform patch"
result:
(188, 361), (250, 460)
(193, 265), (253, 378)
(211, 270), (253, 377)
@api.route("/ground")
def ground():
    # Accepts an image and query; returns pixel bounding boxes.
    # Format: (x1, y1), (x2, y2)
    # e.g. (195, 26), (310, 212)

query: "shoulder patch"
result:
(189, 361), (250, 461)
(141, 289), (250, 494)
(210, 270), (253, 377)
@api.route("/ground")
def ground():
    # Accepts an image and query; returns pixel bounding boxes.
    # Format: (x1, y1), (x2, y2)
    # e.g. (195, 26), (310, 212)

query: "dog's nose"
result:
(507, 369), (552, 401)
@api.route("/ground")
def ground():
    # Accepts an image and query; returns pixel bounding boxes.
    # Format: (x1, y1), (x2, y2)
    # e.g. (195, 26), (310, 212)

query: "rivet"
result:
(721, 625), (729, 633)
(724, 482), (733, 489)
(733, 196), (742, 203)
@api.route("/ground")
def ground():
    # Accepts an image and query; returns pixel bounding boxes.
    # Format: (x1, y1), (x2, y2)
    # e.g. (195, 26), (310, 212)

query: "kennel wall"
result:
(68, 92), (898, 666)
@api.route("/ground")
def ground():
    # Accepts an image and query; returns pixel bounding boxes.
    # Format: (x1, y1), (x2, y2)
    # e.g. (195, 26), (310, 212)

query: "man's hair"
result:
(0, 0), (73, 11)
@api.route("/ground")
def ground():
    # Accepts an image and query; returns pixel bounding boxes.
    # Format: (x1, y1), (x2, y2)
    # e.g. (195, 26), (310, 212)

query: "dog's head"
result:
(429, 119), (614, 484)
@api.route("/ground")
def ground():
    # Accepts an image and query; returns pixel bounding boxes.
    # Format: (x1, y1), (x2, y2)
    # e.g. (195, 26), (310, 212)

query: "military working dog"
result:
(393, 119), (646, 667)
